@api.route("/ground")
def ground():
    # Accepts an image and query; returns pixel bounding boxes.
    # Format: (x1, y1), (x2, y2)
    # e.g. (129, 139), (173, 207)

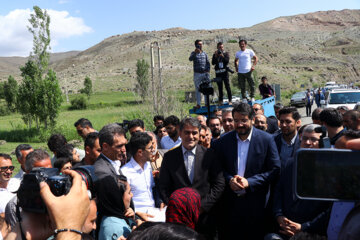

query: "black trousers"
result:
(306, 104), (312, 117)
(216, 74), (232, 103)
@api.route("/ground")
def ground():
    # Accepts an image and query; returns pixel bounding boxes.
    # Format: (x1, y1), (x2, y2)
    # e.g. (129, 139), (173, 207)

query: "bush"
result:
(69, 96), (88, 110)
(227, 39), (238, 43)
(0, 106), (10, 116)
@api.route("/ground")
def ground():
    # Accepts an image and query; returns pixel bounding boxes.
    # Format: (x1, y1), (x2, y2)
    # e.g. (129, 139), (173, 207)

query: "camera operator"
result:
(266, 124), (332, 240)
(338, 136), (360, 239)
(212, 42), (232, 105)
(189, 39), (210, 109)
(5, 170), (90, 240)
(326, 130), (360, 240)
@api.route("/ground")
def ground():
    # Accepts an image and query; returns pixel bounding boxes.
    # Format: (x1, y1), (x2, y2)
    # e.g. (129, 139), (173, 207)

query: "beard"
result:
(255, 125), (266, 131)
(236, 126), (251, 137)
(169, 130), (178, 139)
(212, 129), (221, 138)
(281, 128), (296, 137)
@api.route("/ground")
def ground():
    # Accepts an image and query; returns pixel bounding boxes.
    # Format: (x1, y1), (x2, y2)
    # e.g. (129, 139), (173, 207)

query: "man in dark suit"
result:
(93, 124), (134, 227)
(214, 102), (281, 240)
(159, 117), (225, 239)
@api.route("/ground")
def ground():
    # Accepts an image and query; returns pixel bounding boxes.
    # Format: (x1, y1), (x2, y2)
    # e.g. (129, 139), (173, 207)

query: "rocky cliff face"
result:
(1, 9), (359, 93)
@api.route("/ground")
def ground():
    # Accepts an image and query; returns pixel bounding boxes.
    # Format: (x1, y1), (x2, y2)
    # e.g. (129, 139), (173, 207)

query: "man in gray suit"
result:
(94, 124), (133, 224)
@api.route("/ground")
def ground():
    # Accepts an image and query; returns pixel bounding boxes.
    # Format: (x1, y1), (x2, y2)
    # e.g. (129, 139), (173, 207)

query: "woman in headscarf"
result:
(98, 175), (136, 240)
(166, 187), (201, 230)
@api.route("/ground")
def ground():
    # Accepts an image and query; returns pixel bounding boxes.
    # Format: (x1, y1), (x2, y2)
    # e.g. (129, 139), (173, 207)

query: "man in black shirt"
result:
(259, 76), (275, 99)
(319, 108), (345, 146)
(212, 42), (232, 105)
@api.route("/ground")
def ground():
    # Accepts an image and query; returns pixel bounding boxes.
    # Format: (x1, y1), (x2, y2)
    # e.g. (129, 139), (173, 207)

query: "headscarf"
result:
(165, 187), (201, 229)
(96, 174), (128, 221)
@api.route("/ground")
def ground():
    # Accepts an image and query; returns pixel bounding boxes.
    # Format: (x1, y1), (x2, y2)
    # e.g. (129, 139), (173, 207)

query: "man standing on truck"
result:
(212, 42), (232, 105)
(235, 39), (258, 102)
(189, 39), (211, 109)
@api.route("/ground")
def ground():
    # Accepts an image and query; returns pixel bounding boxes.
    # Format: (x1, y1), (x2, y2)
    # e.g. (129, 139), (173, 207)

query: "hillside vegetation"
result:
(0, 9), (359, 95)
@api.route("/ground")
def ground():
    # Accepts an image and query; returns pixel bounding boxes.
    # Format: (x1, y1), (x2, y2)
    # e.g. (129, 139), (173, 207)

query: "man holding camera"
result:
(212, 42), (232, 105)
(189, 39), (211, 109)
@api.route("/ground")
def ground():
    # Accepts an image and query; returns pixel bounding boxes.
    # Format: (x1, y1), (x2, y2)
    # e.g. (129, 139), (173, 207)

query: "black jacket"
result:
(211, 51), (230, 76)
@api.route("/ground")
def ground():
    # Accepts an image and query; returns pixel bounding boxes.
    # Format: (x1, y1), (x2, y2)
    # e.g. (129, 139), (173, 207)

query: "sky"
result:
(0, 0), (359, 57)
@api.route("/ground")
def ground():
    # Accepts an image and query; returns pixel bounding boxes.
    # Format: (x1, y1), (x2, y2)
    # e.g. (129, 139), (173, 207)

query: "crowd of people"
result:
(0, 100), (359, 240)
(0, 39), (359, 240)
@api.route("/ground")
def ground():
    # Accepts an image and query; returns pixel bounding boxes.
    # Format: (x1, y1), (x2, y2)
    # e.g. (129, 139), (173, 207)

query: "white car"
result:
(320, 89), (360, 109)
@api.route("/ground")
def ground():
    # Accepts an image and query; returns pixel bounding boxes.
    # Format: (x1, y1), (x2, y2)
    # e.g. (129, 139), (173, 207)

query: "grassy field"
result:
(0, 90), (193, 174)
(0, 87), (294, 176)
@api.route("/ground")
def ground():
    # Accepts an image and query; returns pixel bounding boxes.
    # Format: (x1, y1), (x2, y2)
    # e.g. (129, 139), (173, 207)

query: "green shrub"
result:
(227, 39), (238, 43)
(69, 96), (88, 110)
(0, 106), (10, 116)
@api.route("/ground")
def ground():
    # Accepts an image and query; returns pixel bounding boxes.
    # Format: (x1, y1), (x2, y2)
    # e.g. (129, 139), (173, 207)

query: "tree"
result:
(27, 5), (50, 75)
(0, 82), (5, 99)
(16, 6), (62, 129)
(80, 76), (92, 98)
(4, 75), (18, 112)
(17, 60), (40, 128)
(38, 70), (63, 128)
(136, 59), (150, 102)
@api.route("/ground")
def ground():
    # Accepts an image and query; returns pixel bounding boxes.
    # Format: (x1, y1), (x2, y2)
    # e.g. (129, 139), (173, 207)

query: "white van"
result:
(321, 89), (360, 109)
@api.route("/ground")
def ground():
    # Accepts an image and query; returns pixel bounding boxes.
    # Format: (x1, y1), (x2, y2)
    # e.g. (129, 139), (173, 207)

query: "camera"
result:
(117, 120), (130, 132)
(196, 45), (201, 49)
(226, 67), (235, 74)
(17, 165), (97, 213)
(217, 50), (222, 55)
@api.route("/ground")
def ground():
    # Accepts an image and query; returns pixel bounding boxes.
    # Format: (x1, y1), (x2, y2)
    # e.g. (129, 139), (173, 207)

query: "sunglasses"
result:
(0, 166), (15, 171)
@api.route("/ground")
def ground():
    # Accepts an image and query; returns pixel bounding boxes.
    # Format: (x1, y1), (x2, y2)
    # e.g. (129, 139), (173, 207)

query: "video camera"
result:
(117, 120), (130, 133)
(17, 165), (97, 213)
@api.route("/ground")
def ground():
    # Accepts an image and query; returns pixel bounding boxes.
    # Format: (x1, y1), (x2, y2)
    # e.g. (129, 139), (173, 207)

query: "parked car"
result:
(290, 91), (307, 107)
(320, 89), (360, 109)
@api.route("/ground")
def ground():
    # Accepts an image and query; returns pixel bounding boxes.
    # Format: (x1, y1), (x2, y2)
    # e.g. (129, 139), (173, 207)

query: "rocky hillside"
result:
(0, 9), (359, 94)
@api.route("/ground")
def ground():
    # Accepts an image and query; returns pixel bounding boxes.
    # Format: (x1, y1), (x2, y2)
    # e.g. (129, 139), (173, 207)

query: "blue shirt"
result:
(280, 134), (297, 164)
(327, 202), (355, 240)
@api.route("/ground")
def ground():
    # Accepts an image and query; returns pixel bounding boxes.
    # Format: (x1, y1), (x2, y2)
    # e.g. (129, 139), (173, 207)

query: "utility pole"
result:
(150, 43), (158, 113)
(150, 41), (164, 114)
(63, 72), (69, 103)
(157, 43), (164, 108)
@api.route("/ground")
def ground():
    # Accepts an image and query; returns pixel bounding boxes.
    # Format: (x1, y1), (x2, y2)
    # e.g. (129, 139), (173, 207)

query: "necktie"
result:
(185, 150), (194, 183)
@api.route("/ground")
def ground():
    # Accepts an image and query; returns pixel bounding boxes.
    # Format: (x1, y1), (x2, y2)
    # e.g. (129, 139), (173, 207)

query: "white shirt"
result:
(121, 157), (155, 213)
(160, 135), (182, 150)
(7, 178), (21, 192)
(182, 145), (196, 183)
(235, 127), (253, 195)
(236, 127), (253, 177)
(7, 169), (25, 192)
(0, 188), (16, 214)
(235, 49), (255, 73)
(102, 153), (122, 175)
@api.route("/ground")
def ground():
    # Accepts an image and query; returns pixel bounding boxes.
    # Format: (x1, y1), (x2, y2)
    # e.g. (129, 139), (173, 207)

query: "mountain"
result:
(0, 9), (359, 94)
